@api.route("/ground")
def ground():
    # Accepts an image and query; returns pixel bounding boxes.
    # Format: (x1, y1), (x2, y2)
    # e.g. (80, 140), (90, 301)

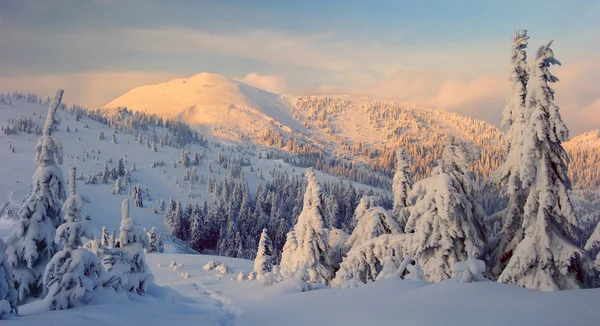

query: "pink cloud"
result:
(235, 73), (291, 94)
(308, 61), (599, 136)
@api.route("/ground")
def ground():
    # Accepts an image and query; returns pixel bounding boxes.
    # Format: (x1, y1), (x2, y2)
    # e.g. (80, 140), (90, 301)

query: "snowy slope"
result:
(104, 73), (304, 141)
(6, 253), (600, 326)
(0, 98), (382, 248)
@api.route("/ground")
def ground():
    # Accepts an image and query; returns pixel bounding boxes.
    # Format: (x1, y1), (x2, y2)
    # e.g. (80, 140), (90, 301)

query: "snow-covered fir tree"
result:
(147, 227), (157, 253)
(180, 150), (190, 168)
(332, 205), (406, 286)
(499, 41), (594, 291)
(109, 230), (116, 249)
(352, 196), (376, 229)
(43, 166), (102, 310)
(101, 159), (110, 184)
(344, 206), (402, 253)
(405, 136), (486, 282)
(189, 205), (205, 251)
(101, 226), (109, 247)
(117, 199), (153, 294)
(392, 148), (414, 230)
(133, 184), (143, 208)
(279, 168), (334, 285)
(487, 30), (531, 280)
(157, 234), (164, 253)
(254, 228), (274, 276)
(114, 176), (125, 194)
(0, 239), (17, 319)
(166, 200), (185, 239)
(5, 89), (67, 302)
(585, 221), (600, 268)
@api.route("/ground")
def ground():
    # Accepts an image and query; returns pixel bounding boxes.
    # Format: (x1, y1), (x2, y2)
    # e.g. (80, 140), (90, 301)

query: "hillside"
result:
(104, 73), (598, 189)
(0, 96), (385, 256)
(104, 73), (304, 141)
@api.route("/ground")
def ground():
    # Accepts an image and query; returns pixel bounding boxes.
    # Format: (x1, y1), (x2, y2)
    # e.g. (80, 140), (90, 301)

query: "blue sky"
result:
(1, 0), (599, 134)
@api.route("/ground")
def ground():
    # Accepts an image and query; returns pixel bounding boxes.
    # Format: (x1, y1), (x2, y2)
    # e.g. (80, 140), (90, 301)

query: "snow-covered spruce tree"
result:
(352, 196), (376, 229)
(279, 231), (297, 277)
(147, 227), (157, 253)
(279, 168), (334, 284)
(344, 206), (402, 253)
(117, 199), (153, 294)
(392, 148), (414, 231)
(189, 205), (205, 251)
(101, 226), (109, 248)
(254, 228), (274, 277)
(499, 42), (593, 291)
(5, 89), (67, 302)
(486, 30), (530, 280)
(406, 136), (486, 282)
(332, 207), (406, 287)
(585, 221), (600, 268)
(0, 239), (17, 319)
(133, 184), (143, 208)
(109, 230), (116, 249)
(157, 234), (164, 253)
(43, 166), (102, 310)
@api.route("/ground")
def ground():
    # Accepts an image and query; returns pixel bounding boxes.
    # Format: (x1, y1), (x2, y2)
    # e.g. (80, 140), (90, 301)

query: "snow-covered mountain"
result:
(105, 73), (598, 189)
(104, 73), (303, 141)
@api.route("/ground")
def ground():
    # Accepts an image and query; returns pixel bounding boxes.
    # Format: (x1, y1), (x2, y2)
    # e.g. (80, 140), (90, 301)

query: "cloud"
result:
(234, 73), (291, 94)
(307, 60), (600, 136)
(0, 71), (179, 108)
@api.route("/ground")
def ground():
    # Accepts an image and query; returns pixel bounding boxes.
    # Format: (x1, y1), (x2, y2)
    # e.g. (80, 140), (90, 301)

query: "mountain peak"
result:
(103, 72), (298, 140)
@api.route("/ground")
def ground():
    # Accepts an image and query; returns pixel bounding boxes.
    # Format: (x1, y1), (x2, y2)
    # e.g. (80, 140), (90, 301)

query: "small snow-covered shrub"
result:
(169, 260), (177, 268)
(202, 260), (222, 271)
(180, 272), (190, 279)
(375, 250), (400, 281)
(405, 264), (425, 281)
(0, 300), (11, 320)
(237, 272), (246, 281)
(340, 275), (363, 290)
(453, 245), (487, 283)
(261, 272), (277, 286)
(247, 271), (257, 280)
(215, 263), (231, 274)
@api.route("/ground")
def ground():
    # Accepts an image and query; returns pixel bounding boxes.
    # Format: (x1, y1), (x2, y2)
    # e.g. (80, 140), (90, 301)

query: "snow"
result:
(104, 72), (304, 141)
(0, 89), (599, 323)
(4, 252), (598, 325)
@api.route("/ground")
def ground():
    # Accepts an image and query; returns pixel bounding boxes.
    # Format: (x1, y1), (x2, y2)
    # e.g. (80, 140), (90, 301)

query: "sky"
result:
(1, 0), (599, 135)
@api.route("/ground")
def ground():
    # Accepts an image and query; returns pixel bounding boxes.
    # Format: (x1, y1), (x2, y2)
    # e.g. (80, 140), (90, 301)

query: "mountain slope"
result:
(104, 73), (600, 190)
(104, 73), (303, 140)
